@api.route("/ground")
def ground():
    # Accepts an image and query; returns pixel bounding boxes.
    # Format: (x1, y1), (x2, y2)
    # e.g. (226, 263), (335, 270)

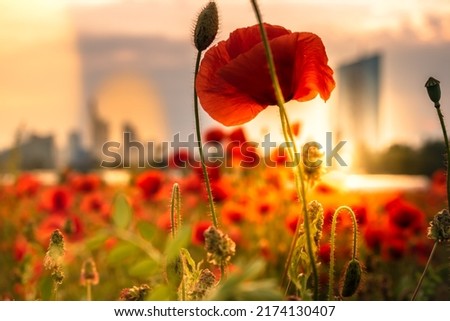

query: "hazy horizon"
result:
(1, 0), (450, 157)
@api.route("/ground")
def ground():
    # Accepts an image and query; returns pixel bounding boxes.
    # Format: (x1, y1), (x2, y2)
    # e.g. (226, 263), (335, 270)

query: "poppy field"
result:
(0, 132), (448, 301)
(1, 0), (449, 301)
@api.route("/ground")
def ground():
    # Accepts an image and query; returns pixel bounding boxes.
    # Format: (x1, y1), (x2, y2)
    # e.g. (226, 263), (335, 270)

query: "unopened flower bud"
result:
(427, 208), (450, 242)
(340, 259), (362, 297)
(80, 258), (99, 286)
(194, 1), (219, 51)
(425, 77), (441, 108)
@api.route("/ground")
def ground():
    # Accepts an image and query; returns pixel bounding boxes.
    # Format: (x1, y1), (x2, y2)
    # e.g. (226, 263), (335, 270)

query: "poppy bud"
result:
(80, 258), (99, 286)
(425, 77), (441, 108)
(194, 1), (219, 51)
(340, 259), (362, 297)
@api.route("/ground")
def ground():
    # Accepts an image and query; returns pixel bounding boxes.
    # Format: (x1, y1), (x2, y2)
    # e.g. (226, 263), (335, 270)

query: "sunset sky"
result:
(1, 0), (450, 160)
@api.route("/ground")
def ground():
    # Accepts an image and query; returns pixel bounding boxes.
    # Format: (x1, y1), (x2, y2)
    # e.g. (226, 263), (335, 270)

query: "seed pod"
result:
(194, 2), (219, 51)
(425, 77), (441, 107)
(340, 259), (362, 297)
(427, 208), (450, 242)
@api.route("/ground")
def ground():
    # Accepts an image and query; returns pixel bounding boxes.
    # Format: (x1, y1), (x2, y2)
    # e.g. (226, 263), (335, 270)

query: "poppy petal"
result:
(292, 32), (335, 102)
(226, 24), (290, 60)
(196, 39), (266, 126)
(196, 23), (335, 126)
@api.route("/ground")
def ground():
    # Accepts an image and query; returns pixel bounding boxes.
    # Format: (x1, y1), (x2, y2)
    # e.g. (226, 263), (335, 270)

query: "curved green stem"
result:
(328, 206), (358, 301)
(194, 50), (218, 228)
(249, 0), (318, 300)
(436, 107), (450, 207)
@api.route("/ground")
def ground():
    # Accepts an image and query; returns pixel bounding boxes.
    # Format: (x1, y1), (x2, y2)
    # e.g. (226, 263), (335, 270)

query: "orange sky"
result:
(1, 0), (450, 156)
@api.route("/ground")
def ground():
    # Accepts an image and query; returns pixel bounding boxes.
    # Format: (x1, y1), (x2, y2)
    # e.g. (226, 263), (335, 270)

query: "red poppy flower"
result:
(37, 214), (84, 244)
(80, 193), (110, 219)
(318, 243), (331, 265)
(192, 221), (212, 245)
(221, 202), (245, 225)
(285, 215), (299, 235)
(168, 149), (193, 168)
(352, 205), (368, 226)
(363, 225), (385, 253)
(204, 127), (226, 143)
(228, 127), (248, 144)
(193, 163), (221, 182)
(15, 173), (40, 197)
(40, 186), (73, 213)
(13, 237), (29, 262)
(135, 170), (164, 200)
(382, 237), (406, 261)
(387, 201), (425, 233)
(70, 173), (101, 193)
(196, 23), (335, 126)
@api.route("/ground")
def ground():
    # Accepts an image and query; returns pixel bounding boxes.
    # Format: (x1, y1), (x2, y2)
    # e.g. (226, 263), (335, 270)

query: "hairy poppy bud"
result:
(340, 259), (362, 297)
(194, 1), (219, 51)
(425, 77), (441, 108)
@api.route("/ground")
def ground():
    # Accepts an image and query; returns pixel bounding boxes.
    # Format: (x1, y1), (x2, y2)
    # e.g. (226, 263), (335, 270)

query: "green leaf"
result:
(112, 194), (132, 229)
(137, 221), (156, 241)
(38, 276), (53, 301)
(147, 284), (174, 301)
(85, 231), (109, 250)
(107, 242), (140, 265)
(129, 259), (160, 278)
(164, 226), (191, 262)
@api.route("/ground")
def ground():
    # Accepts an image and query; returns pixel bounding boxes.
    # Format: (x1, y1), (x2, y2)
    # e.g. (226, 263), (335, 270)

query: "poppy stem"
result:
(193, 50), (219, 229)
(435, 106), (450, 208)
(86, 281), (92, 301)
(328, 206), (358, 300)
(411, 241), (437, 300)
(250, 0), (318, 300)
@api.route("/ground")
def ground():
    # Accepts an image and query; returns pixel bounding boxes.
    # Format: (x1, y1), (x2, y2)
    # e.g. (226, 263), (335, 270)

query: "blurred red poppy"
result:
(285, 215), (299, 234)
(387, 201), (425, 233)
(40, 186), (73, 213)
(204, 127), (226, 143)
(15, 173), (40, 197)
(196, 23), (335, 126)
(363, 225), (385, 253)
(221, 202), (245, 225)
(13, 236), (29, 262)
(192, 221), (212, 245)
(318, 243), (331, 265)
(135, 171), (164, 200)
(228, 127), (248, 144)
(70, 173), (101, 193)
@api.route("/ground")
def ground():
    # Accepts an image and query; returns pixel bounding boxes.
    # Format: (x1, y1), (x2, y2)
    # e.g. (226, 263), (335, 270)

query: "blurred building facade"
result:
(0, 133), (55, 170)
(334, 54), (381, 171)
